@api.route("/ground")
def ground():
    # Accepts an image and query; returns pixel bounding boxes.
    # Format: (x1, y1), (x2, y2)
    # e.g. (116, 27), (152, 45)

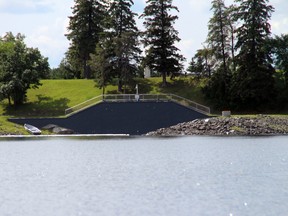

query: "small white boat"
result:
(24, 124), (42, 135)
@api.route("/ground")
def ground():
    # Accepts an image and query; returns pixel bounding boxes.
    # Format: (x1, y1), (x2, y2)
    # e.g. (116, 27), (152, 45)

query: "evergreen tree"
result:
(231, 0), (275, 110)
(141, 0), (184, 86)
(108, 0), (138, 37)
(108, 0), (140, 92)
(66, 0), (106, 78)
(91, 0), (140, 92)
(266, 34), (288, 109)
(187, 51), (208, 78)
(207, 0), (230, 73)
(197, 47), (215, 78)
(187, 58), (199, 76)
(50, 58), (76, 79)
(226, 4), (237, 72)
(270, 34), (288, 86)
(205, 0), (232, 108)
(90, 42), (114, 95)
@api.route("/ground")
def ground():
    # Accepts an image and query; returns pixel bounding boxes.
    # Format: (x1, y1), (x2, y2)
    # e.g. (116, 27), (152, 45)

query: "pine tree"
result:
(270, 34), (288, 86)
(232, 0), (275, 110)
(141, 0), (184, 86)
(90, 0), (140, 92)
(90, 42), (114, 95)
(205, 0), (232, 108)
(66, 0), (106, 78)
(207, 0), (230, 73)
(108, 0), (141, 92)
(268, 34), (288, 108)
(108, 0), (138, 37)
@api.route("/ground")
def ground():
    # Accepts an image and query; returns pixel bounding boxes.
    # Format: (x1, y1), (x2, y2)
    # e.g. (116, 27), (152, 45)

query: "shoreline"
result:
(0, 134), (130, 139)
(146, 116), (288, 136)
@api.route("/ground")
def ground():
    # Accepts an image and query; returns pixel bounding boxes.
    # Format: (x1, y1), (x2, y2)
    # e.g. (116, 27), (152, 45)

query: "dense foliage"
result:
(201, 0), (286, 112)
(62, 0), (288, 111)
(90, 0), (141, 93)
(66, 0), (106, 78)
(2, 0), (286, 112)
(0, 32), (49, 106)
(141, 0), (185, 86)
(232, 0), (275, 110)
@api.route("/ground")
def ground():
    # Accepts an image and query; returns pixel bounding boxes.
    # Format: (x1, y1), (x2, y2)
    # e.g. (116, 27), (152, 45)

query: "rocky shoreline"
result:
(147, 116), (288, 136)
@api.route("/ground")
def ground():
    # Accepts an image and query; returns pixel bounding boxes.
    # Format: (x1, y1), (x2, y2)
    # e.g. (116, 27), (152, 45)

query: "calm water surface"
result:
(0, 136), (287, 216)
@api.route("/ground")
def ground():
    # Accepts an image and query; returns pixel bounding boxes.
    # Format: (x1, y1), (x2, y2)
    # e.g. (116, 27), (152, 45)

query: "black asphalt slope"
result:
(9, 101), (208, 135)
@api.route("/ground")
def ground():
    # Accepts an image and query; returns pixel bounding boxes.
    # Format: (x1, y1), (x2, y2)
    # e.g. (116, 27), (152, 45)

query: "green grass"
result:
(0, 79), (118, 117)
(135, 76), (208, 104)
(0, 77), (210, 118)
(0, 77), (209, 134)
(0, 77), (287, 135)
(0, 116), (27, 135)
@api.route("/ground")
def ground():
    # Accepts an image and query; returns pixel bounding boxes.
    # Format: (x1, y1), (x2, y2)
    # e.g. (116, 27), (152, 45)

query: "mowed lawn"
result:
(0, 80), (114, 117)
(0, 77), (208, 117)
(27, 79), (115, 107)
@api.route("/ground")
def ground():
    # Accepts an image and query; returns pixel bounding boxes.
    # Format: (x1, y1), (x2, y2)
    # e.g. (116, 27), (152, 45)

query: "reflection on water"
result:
(0, 136), (287, 216)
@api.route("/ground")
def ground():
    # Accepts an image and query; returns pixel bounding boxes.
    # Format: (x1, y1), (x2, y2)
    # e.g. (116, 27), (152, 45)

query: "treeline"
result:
(56, 0), (288, 111)
(0, 33), (49, 106)
(0, 0), (287, 112)
(52, 0), (184, 91)
(0, 0), (183, 106)
(188, 0), (288, 112)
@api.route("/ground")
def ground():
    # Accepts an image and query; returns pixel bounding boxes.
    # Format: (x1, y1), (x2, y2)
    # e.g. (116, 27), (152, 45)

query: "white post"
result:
(135, 84), (139, 101)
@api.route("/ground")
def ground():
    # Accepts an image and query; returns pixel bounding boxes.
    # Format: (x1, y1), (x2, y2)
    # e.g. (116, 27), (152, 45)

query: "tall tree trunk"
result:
(8, 96), (11, 106)
(83, 58), (91, 79)
(229, 22), (236, 72)
(162, 71), (167, 87)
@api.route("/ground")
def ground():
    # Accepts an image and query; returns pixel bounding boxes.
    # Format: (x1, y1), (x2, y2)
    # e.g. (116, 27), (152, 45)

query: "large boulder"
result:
(42, 124), (74, 134)
(52, 127), (74, 134)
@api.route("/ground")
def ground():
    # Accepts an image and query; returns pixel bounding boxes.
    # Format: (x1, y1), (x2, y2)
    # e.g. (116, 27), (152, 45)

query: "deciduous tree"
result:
(0, 32), (49, 106)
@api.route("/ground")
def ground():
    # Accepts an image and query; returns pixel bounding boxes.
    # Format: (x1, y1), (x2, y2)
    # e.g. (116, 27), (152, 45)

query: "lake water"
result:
(0, 136), (287, 216)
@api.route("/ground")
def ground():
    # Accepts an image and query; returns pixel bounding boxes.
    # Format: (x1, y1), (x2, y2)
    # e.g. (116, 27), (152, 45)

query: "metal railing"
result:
(65, 95), (104, 115)
(168, 94), (211, 115)
(65, 94), (211, 116)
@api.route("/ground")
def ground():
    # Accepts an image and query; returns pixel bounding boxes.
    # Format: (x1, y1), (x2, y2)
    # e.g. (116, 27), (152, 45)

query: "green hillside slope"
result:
(0, 77), (207, 117)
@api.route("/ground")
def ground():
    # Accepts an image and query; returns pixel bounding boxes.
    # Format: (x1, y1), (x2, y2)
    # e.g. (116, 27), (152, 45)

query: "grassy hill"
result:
(0, 77), (287, 135)
(0, 77), (208, 118)
(0, 77), (209, 135)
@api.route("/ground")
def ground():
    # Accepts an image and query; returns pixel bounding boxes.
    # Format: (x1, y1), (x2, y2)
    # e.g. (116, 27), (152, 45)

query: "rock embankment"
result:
(147, 116), (288, 136)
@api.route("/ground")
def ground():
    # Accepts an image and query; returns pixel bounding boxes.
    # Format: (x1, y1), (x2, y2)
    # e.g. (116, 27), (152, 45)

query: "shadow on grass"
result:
(3, 95), (70, 117)
(158, 79), (185, 92)
(106, 78), (154, 94)
(156, 78), (213, 109)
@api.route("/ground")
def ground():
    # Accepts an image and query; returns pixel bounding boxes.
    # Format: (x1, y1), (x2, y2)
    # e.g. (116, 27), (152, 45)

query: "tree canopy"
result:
(141, 0), (184, 86)
(202, 0), (279, 111)
(36, 0), (288, 112)
(204, 0), (232, 108)
(231, 0), (275, 110)
(66, 0), (107, 78)
(90, 0), (141, 93)
(0, 32), (49, 106)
